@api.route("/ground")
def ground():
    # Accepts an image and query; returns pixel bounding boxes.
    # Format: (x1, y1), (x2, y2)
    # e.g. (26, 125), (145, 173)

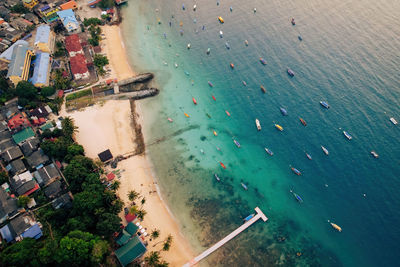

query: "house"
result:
(44, 180), (62, 199)
(0, 186), (18, 224)
(51, 192), (72, 209)
(30, 52), (51, 87)
(30, 105), (51, 118)
(0, 120), (8, 132)
(1, 146), (23, 163)
(7, 113), (31, 131)
(12, 127), (35, 145)
(115, 235), (147, 267)
(24, 13), (39, 24)
(22, 0), (38, 10)
(0, 129), (12, 140)
(19, 137), (40, 156)
(6, 41), (34, 86)
(9, 18), (33, 32)
(98, 149), (113, 163)
(65, 33), (83, 57)
(0, 40), (29, 63)
(69, 53), (89, 80)
(34, 25), (55, 53)
(0, 139), (14, 152)
(0, 214), (42, 242)
(60, 0), (78, 10)
(57, 9), (79, 32)
(6, 159), (27, 176)
(16, 179), (39, 196)
(2, 27), (24, 43)
(10, 171), (39, 196)
(33, 163), (60, 187)
(26, 149), (49, 169)
(38, 5), (60, 23)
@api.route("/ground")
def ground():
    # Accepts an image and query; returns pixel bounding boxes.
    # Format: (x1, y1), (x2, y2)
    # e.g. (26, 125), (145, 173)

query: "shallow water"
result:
(121, 0), (400, 266)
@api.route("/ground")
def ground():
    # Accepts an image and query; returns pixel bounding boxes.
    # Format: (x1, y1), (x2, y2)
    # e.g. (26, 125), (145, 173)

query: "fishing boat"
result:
(225, 42), (230, 49)
(218, 16), (224, 23)
(206, 48), (211, 54)
(299, 118), (307, 126)
(290, 190), (303, 203)
(230, 63), (234, 69)
(343, 131), (352, 140)
(219, 161), (226, 169)
(230, 6), (233, 12)
(225, 110), (231, 116)
(208, 81), (214, 87)
(219, 30), (223, 37)
(280, 107), (288, 116)
(260, 85), (266, 93)
(167, 117), (173, 122)
(192, 97), (197, 105)
(174, 63), (178, 68)
(233, 140), (241, 148)
(253, 8), (257, 13)
(371, 151), (379, 158)
(213, 130), (218, 136)
(184, 71), (190, 76)
(212, 95), (216, 101)
(320, 101), (330, 109)
(184, 113), (190, 118)
(291, 18), (295, 25)
(306, 153), (312, 160)
(182, 4), (185, 10)
(298, 35), (303, 41)
(241, 182), (248, 190)
(275, 124), (283, 131)
(287, 68), (295, 77)
(390, 117), (398, 125)
(265, 148), (273, 156)
(259, 58), (267, 65)
(328, 221), (342, 232)
(321, 145), (329, 155)
(255, 119), (261, 131)
(214, 173), (221, 181)
(291, 167), (302, 176)
(242, 80), (247, 86)
(187, 43), (191, 49)
(245, 40), (249, 46)
(243, 213), (255, 222)
(193, 4), (196, 11)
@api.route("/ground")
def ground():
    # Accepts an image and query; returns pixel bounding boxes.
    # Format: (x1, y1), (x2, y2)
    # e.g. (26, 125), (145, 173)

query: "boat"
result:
(213, 130), (218, 136)
(200, 149), (204, 154)
(214, 173), (221, 181)
(187, 43), (191, 49)
(253, 8), (257, 13)
(265, 148), (273, 156)
(242, 80), (247, 86)
(390, 117), (398, 125)
(184, 113), (190, 118)
(255, 119), (261, 131)
(206, 113), (211, 118)
(218, 16), (224, 23)
(184, 71), (190, 76)
(225, 110), (231, 116)
(306, 153), (312, 160)
(260, 58), (267, 65)
(371, 151), (379, 158)
(230, 63), (234, 69)
(290, 190), (303, 203)
(180, 29), (184, 35)
(193, 4), (196, 11)
(212, 95), (216, 101)
(299, 118), (307, 126)
(241, 182), (248, 190)
(219, 161), (226, 169)
(260, 85), (266, 93)
(225, 42), (230, 49)
(208, 81), (214, 87)
(245, 40), (249, 46)
(192, 97), (197, 105)
(275, 124), (283, 131)
(174, 63), (178, 68)
(291, 167), (302, 176)
(244, 214), (255, 222)
(230, 6), (233, 12)
(219, 30), (223, 37)
(180, 21), (183, 27)
(287, 68), (295, 77)
(280, 107), (288, 116)
(321, 146), (329, 155)
(233, 139), (241, 148)
(167, 117), (173, 122)
(291, 18), (295, 25)
(328, 221), (342, 232)
(206, 48), (211, 54)
(343, 131), (352, 140)
(182, 4), (185, 10)
(320, 101), (330, 109)
(298, 35), (303, 41)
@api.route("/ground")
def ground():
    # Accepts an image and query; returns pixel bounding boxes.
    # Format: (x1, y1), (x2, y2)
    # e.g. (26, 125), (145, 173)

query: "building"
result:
(6, 159), (27, 176)
(98, 149), (113, 163)
(57, 9), (79, 32)
(0, 186), (18, 224)
(33, 163), (60, 187)
(69, 53), (89, 80)
(30, 52), (51, 87)
(30, 105), (51, 118)
(1, 146), (23, 163)
(60, 0), (78, 10)
(7, 113), (31, 131)
(10, 171), (39, 196)
(51, 192), (72, 209)
(12, 127), (35, 145)
(22, 0), (38, 9)
(0, 214), (42, 242)
(34, 25), (55, 53)
(19, 137), (40, 156)
(44, 180), (62, 199)
(115, 235), (147, 267)
(38, 5), (60, 23)
(0, 40), (29, 63)
(6, 42), (34, 85)
(26, 149), (49, 169)
(65, 34), (83, 56)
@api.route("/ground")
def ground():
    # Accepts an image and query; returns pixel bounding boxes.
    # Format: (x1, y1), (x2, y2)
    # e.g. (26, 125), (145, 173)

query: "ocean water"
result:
(121, 0), (400, 266)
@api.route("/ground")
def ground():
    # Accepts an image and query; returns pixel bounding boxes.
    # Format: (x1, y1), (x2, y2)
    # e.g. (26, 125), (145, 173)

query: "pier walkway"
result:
(183, 207), (268, 267)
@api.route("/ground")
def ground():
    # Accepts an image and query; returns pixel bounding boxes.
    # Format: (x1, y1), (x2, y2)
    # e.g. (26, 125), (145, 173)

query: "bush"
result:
(10, 3), (29, 14)
(41, 86), (56, 97)
(83, 18), (102, 27)
(65, 89), (92, 101)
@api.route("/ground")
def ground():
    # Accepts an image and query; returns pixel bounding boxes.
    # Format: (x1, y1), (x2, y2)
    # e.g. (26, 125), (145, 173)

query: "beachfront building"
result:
(23, 0), (38, 10)
(30, 52), (51, 87)
(115, 235), (147, 267)
(60, 0), (78, 10)
(34, 25), (55, 53)
(6, 42), (34, 86)
(70, 54), (89, 80)
(57, 9), (79, 32)
(65, 34), (83, 57)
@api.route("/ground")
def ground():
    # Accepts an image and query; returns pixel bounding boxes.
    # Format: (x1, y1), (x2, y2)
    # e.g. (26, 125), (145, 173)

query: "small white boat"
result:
(193, 4), (197, 11)
(187, 43), (191, 49)
(265, 148), (273, 156)
(255, 119), (261, 131)
(390, 117), (398, 125)
(321, 145), (329, 155)
(245, 40), (249, 46)
(206, 48), (211, 54)
(219, 30), (223, 38)
(343, 131), (352, 140)
(174, 63), (178, 68)
(370, 151), (379, 158)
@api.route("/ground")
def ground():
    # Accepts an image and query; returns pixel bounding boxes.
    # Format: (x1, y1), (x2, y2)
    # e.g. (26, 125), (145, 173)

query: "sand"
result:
(65, 100), (195, 266)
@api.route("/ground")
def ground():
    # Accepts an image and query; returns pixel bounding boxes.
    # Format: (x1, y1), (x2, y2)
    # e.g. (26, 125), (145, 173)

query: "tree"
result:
(162, 235), (173, 251)
(62, 117), (78, 141)
(151, 229), (160, 240)
(93, 54), (109, 75)
(144, 251), (161, 267)
(10, 3), (29, 14)
(136, 209), (147, 220)
(98, 0), (114, 9)
(141, 197), (146, 207)
(18, 195), (31, 208)
(83, 18), (102, 27)
(41, 86), (56, 97)
(95, 213), (121, 236)
(16, 81), (37, 106)
(0, 171), (9, 185)
(72, 191), (103, 215)
(54, 69), (71, 89)
(65, 143), (85, 162)
(90, 240), (109, 264)
(157, 261), (169, 267)
(109, 180), (120, 191)
(128, 190), (140, 202)
(0, 238), (41, 266)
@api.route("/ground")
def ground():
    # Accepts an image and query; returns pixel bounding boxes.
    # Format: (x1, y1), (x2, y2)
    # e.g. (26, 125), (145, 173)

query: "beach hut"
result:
(115, 235), (147, 267)
(98, 149), (113, 163)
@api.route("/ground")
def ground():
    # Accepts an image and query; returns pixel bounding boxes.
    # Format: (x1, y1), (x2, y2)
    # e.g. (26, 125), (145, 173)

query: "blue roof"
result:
(0, 40), (29, 62)
(30, 52), (50, 86)
(21, 224), (42, 239)
(57, 9), (78, 30)
(6, 42), (31, 78)
(0, 224), (14, 242)
(34, 25), (51, 45)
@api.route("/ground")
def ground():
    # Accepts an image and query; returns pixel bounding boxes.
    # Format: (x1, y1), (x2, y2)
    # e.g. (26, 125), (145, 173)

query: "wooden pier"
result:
(182, 207), (268, 267)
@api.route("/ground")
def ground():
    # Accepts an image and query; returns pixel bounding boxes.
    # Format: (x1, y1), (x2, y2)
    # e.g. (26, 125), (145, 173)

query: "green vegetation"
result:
(16, 80), (38, 108)
(93, 54), (109, 76)
(18, 196), (31, 208)
(40, 86), (56, 97)
(83, 17), (103, 27)
(0, 76), (16, 105)
(151, 229), (160, 240)
(98, 0), (114, 9)
(0, 171), (9, 185)
(162, 235), (173, 252)
(88, 26), (101, 47)
(53, 69), (71, 90)
(128, 190), (140, 202)
(54, 41), (66, 58)
(66, 89), (92, 101)
(10, 3), (29, 14)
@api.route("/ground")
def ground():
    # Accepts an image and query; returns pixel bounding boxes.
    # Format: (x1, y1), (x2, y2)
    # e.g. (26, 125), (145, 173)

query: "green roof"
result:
(115, 235), (146, 266)
(125, 222), (138, 235)
(116, 230), (131, 246)
(12, 127), (35, 144)
(40, 122), (53, 131)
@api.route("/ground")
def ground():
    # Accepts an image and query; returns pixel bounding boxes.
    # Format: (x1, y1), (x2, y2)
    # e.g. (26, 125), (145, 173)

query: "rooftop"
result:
(12, 127), (35, 144)
(60, 0), (78, 10)
(30, 52), (50, 86)
(26, 149), (49, 169)
(44, 180), (62, 199)
(51, 192), (72, 209)
(98, 149), (113, 162)
(1, 146), (23, 163)
(6, 42), (31, 78)
(70, 54), (88, 75)
(34, 163), (60, 187)
(0, 187), (18, 223)
(115, 235), (147, 267)
(19, 137), (40, 156)
(34, 25), (51, 45)
(64, 34), (82, 53)
(57, 9), (78, 30)
(7, 113), (31, 130)
(6, 159), (26, 176)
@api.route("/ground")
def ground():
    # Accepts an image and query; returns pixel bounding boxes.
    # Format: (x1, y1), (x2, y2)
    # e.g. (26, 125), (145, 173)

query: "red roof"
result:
(125, 213), (136, 223)
(23, 183), (40, 196)
(60, 0), (78, 10)
(55, 161), (62, 169)
(32, 117), (46, 125)
(7, 113), (31, 129)
(70, 54), (89, 75)
(65, 34), (82, 53)
(106, 172), (115, 181)
(58, 90), (64, 97)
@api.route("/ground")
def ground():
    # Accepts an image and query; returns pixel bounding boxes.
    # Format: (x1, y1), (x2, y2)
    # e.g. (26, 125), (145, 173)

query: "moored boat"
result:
(225, 110), (231, 116)
(187, 43), (191, 49)
(225, 42), (230, 49)
(291, 18), (295, 25)
(230, 63), (234, 69)
(193, 4), (196, 11)
(218, 16), (224, 23)
(390, 117), (398, 125)
(291, 167), (302, 176)
(219, 161), (226, 169)
(321, 145), (329, 155)
(219, 30), (223, 37)
(242, 80), (247, 86)
(290, 190), (303, 203)
(241, 182), (248, 190)
(299, 117), (307, 126)
(343, 131), (352, 140)
(371, 151), (379, 158)
(212, 95), (216, 101)
(265, 148), (273, 156)
(214, 173), (220, 181)
(298, 35), (302, 41)
(192, 97), (197, 105)
(275, 124), (283, 131)
(320, 101), (330, 109)
(260, 58), (267, 65)
(306, 153), (312, 160)
(182, 4), (185, 10)
(184, 112), (190, 118)
(280, 107), (288, 116)
(255, 119), (261, 131)
(213, 130), (218, 136)
(329, 221), (342, 232)
(206, 48), (211, 54)
(260, 85), (266, 93)
(245, 40), (249, 46)
(208, 81), (214, 87)
(287, 68), (295, 77)
(233, 139), (241, 148)
(167, 117), (173, 122)
(244, 214), (255, 222)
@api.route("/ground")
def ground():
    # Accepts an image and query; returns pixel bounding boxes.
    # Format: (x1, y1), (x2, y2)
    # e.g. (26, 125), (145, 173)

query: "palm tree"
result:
(162, 235), (173, 251)
(128, 190), (140, 202)
(62, 117), (78, 141)
(110, 180), (120, 191)
(137, 208), (147, 220)
(144, 251), (160, 266)
(151, 229), (160, 240)
(157, 261), (169, 267)
(141, 197), (146, 207)
(129, 205), (138, 215)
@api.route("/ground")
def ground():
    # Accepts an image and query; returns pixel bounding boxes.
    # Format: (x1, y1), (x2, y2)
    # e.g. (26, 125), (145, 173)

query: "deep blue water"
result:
(121, 0), (400, 266)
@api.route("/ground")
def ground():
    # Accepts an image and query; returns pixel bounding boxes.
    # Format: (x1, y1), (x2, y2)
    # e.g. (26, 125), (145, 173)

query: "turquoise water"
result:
(121, 0), (400, 266)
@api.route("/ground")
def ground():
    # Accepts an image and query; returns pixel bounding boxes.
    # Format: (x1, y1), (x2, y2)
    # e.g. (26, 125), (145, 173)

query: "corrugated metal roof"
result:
(30, 52), (50, 86)
(0, 40), (29, 61)
(12, 127), (35, 144)
(57, 9), (78, 28)
(34, 25), (50, 45)
(115, 235), (146, 266)
(6, 42), (31, 78)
